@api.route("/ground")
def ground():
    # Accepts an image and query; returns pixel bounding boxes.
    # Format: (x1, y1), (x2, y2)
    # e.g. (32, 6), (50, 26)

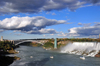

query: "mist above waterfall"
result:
(61, 42), (100, 57)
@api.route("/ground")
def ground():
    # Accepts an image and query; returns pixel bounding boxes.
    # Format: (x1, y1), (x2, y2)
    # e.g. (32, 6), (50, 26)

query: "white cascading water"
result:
(61, 42), (100, 57)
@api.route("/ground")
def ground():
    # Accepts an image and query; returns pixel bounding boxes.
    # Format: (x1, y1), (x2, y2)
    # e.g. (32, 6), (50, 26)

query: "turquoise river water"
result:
(9, 45), (100, 66)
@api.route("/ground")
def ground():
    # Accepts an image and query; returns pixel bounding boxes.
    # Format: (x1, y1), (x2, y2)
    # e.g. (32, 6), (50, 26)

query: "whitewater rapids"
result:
(61, 42), (100, 57)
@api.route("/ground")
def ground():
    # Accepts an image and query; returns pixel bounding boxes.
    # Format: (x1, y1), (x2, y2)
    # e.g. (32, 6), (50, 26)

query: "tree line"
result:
(57, 38), (100, 42)
(0, 41), (17, 52)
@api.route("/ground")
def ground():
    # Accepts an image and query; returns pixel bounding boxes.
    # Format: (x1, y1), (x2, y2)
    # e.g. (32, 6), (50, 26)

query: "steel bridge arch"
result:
(15, 40), (43, 45)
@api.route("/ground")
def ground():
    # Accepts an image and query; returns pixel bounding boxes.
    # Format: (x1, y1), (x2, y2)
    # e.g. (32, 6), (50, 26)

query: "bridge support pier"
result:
(54, 38), (57, 49)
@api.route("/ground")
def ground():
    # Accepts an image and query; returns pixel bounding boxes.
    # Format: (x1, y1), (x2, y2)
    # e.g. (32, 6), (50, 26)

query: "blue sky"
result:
(0, 0), (100, 39)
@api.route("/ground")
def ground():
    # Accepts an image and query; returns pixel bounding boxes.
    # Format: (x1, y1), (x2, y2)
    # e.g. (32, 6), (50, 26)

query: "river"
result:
(9, 45), (100, 66)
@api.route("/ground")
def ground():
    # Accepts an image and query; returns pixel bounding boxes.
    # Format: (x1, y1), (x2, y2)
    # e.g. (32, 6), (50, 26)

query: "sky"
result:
(0, 0), (100, 40)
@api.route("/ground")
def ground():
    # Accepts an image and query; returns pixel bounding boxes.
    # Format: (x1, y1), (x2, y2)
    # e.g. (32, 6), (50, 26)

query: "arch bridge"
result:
(14, 39), (57, 49)
(14, 40), (44, 45)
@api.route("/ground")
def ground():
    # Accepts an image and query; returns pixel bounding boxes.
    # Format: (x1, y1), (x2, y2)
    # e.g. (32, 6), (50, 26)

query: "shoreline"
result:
(0, 55), (20, 66)
(0, 45), (20, 66)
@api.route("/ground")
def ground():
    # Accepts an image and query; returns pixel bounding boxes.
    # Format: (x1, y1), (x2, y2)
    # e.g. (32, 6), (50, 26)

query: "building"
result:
(99, 34), (100, 39)
(0, 36), (4, 41)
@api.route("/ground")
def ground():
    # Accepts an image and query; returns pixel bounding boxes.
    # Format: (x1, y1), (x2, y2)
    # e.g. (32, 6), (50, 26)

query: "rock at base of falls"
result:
(95, 51), (100, 57)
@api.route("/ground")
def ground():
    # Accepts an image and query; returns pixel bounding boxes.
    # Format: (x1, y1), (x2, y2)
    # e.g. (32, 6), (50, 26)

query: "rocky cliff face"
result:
(95, 51), (100, 57)
(58, 41), (71, 45)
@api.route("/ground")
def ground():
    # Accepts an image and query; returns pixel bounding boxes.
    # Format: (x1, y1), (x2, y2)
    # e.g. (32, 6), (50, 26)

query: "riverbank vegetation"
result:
(0, 41), (19, 54)
(43, 41), (67, 50)
(43, 42), (54, 49)
(57, 38), (100, 42)
(19, 42), (42, 47)
(0, 41), (20, 66)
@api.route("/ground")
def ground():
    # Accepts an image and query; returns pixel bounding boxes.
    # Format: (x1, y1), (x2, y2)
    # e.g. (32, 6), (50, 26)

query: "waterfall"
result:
(61, 42), (100, 57)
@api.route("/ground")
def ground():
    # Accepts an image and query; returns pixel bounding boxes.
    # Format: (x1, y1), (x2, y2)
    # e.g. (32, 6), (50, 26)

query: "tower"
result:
(54, 38), (57, 49)
(1, 36), (3, 41)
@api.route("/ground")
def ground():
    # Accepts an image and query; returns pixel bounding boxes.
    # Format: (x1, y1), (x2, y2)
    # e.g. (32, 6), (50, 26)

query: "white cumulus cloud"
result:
(68, 22), (100, 37)
(58, 22), (100, 38)
(0, 16), (66, 34)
